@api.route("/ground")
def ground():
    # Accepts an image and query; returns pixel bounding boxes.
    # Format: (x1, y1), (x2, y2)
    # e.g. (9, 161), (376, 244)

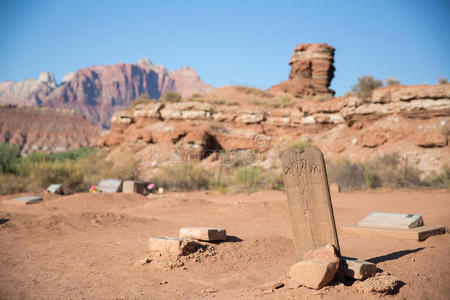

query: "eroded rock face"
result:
(0, 60), (213, 128)
(0, 105), (100, 153)
(98, 83), (449, 176)
(270, 43), (335, 97)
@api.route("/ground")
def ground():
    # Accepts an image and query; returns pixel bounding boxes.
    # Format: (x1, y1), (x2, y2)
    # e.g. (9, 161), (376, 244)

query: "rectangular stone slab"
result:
(148, 237), (198, 256)
(359, 212), (423, 229)
(179, 227), (227, 241)
(4, 196), (43, 205)
(98, 179), (122, 193)
(341, 224), (446, 241)
(281, 146), (341, 259)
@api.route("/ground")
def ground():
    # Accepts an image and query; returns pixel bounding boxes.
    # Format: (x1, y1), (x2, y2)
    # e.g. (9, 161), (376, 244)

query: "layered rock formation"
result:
(270, 43), (335, 97)
(98, 83), (450, 175)
(0, 105), (100, 153)
(0, 59), (213, 128)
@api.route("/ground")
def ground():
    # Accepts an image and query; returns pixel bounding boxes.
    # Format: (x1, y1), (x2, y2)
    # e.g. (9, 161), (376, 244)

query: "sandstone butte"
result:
(270, 43), (335, 97)
(0, 58), (213, 129)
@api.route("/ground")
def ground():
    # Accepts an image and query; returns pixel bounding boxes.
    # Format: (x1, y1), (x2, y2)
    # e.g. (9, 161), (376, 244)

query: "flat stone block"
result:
(148, 236), (199, 256)
(289, 258), (339, 290)
(98, 179), (122, 193)
(123, 180), (149, 194)
(359, 212), (423, 229)
(341, 224), (446, 241)
(179, 227), (226, 241)
(4, 196), (43, 205)
(342, 257), (377, 280)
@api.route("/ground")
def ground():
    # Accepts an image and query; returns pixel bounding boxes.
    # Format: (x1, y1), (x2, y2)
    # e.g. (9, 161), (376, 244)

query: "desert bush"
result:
(151, 163), (212, 191)
(273, 95), (294, 108)
(130, 94), (156, 107)
(352, 76), (383, 98)
(326, 158), (366, 190)
(366, 153), (424, 188)
(385, 78), (401, 86)
(160, 91), (182, 103)
(424, 167), (450, 189)
(0, 143), (21, 174)
(438, 77), (448, 84)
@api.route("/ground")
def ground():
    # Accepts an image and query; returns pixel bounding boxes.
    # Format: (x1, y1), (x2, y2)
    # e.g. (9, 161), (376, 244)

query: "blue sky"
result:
(1, 0), (449, 95)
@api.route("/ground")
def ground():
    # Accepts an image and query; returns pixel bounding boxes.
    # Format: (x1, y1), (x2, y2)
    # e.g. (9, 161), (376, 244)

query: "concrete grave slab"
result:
(359, 212), (423, 229)
(98, 179), (122, 193)
(179, 227), (227, 241)
(341, 224), (446, 241)
(4, 196), (43, 205)
(46, 184), (63, 194)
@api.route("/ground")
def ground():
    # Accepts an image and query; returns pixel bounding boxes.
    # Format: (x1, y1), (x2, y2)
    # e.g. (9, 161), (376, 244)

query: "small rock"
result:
(342, 258), (377, 280)
(159, 281), (168, 285)
(289, 258), (339, 290)
(259, 279), (285, 291)
(140, 258), (152, 265)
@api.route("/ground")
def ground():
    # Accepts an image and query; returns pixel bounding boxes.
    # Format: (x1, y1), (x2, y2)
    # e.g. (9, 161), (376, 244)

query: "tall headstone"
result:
(281, 146), (341, 259)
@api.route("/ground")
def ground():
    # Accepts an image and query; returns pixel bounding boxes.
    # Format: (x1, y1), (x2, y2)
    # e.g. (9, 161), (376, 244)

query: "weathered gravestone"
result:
(98, 179), (123, 193)
(46, 184), (64, 195)
(281, 146), (344, 279)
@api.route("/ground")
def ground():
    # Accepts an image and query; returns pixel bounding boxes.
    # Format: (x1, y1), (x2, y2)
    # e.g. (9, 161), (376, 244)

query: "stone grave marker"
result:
(46, 184), (64, 194)
(123, 180), (148, 194)
(281, 146), (344, 280)
(5, 195), (43, 205)
(359, 212), (423, 229)
(98, 179), (122, 193)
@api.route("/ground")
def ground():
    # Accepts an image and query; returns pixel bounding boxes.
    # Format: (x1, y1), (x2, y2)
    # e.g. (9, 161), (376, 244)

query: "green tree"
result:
(385, 78), (401, 86)
(352, 76), (383, 98)
(0, 143), (21, 174)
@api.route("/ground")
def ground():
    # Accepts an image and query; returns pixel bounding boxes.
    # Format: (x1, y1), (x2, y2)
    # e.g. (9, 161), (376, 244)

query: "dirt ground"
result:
(0, 189), (449, 299)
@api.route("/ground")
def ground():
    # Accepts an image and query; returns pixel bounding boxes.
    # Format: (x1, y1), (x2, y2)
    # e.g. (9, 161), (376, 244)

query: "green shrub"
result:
(151, 163), (212, 191)
(438, 77), (448, 84)
(130, 94), (156, 107)
(273, 95), (294, 108)
(424, 167), (450, 189)
(0, 143), (21, 174)
(352, 76), (383, 98)
(385, 78), (401, 86)
(160, 91), (182, 103)
(326, 158), (366, 190)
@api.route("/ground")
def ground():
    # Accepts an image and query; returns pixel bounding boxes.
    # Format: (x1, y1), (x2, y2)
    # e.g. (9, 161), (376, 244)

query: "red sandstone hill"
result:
(0, 58), (213, 128)
(0, 105), (100, 153)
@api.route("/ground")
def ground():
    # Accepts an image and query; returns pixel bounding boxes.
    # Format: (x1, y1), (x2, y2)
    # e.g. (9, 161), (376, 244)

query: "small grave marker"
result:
(98, 179), (122, 193)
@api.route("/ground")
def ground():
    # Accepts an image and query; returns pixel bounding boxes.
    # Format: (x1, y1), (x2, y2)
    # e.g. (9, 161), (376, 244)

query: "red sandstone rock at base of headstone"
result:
(289, 258), (339, 289)
(303, 243), (339, 261)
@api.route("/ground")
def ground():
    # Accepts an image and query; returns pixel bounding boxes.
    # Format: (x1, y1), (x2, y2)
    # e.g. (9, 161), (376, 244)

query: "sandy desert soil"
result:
(0, 189), (449, 299)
